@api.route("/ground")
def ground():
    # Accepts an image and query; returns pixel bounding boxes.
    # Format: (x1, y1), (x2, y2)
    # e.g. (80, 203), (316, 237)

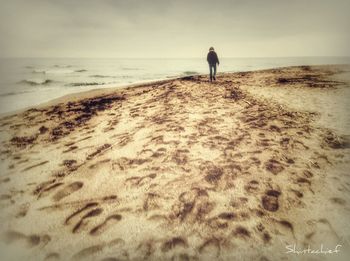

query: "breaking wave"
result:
(53, 64), (72, 68)
(18, 79), (55, 86)
(67, 82), (108, 87)
(32, 69), (46, 74)
(90, 74), (116, 78)
(182, 71), (199, 75)
(32, 69), (76, 74)
(0, 90), (32, 97)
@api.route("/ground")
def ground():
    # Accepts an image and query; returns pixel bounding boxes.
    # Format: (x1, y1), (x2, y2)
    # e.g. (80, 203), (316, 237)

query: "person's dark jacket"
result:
(207, 51), (219, 65)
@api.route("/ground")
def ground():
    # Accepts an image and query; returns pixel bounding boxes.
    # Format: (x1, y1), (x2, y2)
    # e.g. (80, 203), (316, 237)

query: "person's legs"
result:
(213, 64), (217, 80)
(209, 64), (213, 82)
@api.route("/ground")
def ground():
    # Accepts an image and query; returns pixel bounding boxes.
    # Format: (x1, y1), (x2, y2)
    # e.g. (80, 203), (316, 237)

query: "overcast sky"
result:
(0, 0), (349, 58)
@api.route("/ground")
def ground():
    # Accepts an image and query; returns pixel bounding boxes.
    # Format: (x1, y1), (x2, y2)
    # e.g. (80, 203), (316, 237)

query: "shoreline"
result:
(0, 77), (175, 118)
(0, 64), (349, 260)
(1, 63), (349, 118)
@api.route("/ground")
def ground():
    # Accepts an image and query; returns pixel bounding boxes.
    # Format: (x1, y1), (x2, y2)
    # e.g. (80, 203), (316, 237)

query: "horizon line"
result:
(1, 55), (350, 59)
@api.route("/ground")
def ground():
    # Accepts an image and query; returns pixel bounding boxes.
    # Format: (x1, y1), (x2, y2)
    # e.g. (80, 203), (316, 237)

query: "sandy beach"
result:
(0, 65), (349, 261)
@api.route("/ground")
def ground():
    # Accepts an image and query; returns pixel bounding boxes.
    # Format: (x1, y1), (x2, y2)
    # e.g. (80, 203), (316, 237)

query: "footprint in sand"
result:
(100, 258), (121, 261)
(3, 230), (51, 248)
(274, 219), (295, 239)
(198, 238), (221, 258)
(89, 214), (122, 236)
(161, 237), (188, 252)
(261, 190), (281, 212)
(244, 180), (260, 193)
(265, 159), (284, 175)
(72, 208), (103, 233)
(44, 253), (60, 261)
(71, 244), (104, 260)
(15, 202), (30, 218)
(37, 182), (64, 199)
(233, 226), (251, 240)
(52, 181), (83, 201)
(304, 218), (340, 247)
(65, 202), (99, 225)
(0, 177), (10, 184)
(72, 238), (125, 260)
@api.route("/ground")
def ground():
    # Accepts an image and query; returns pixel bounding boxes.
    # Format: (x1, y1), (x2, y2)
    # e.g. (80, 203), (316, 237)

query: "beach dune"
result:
(0, 65), (349, 260)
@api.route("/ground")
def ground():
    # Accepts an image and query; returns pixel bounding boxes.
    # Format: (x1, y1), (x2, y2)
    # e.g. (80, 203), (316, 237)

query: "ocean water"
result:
(0, 57), (349, 114)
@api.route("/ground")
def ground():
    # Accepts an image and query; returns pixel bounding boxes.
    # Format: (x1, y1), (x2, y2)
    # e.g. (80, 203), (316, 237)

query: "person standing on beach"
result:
(207, 47), (220, 82)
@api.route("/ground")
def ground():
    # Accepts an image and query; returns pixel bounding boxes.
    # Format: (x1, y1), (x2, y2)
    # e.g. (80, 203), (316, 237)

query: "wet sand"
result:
(0, 65), (349, 261)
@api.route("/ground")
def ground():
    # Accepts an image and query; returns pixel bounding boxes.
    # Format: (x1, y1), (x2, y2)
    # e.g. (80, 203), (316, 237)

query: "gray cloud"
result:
(0, 0), (349, 57)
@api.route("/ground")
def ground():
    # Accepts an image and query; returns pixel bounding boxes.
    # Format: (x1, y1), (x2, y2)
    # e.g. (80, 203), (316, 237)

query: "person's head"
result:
(209, 47), (214, 51)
